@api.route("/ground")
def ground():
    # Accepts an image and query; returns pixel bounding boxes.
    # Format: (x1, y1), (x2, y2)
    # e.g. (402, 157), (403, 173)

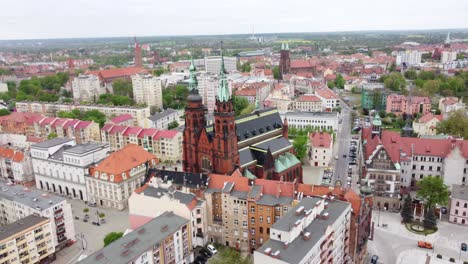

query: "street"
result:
(332, 100), (353, 186)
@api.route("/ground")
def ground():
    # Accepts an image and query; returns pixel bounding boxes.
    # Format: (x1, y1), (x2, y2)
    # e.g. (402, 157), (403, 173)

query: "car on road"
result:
(418, 241), (433, 249)
(342, 154), (347, 158)
(207, 244), (217, 255)
(371, 255), (379, 264)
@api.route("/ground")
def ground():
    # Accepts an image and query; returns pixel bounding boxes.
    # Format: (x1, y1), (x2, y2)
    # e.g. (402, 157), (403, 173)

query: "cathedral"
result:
(183, 54), (303, 183)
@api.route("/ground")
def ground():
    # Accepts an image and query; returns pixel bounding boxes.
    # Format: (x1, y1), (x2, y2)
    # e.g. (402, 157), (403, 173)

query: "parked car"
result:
(418, 241), (433, 249)
(206, 244), (217, 255)
(371, 255), (379, 264)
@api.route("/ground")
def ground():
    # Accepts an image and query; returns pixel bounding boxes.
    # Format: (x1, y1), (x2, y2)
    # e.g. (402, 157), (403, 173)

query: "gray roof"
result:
(31, 137), (74, 149)
(230, 190), (248, 199)
(142, 186), (196, 207)
(248, 185), (262, 199)
(0, 181), (66, 211)
(256, 194), (294, 206)
(64, 142), (108, 155)
(222, 182), (234, 193)
(79, 212), (188, 264)
(148, 108), (178, 122)
(452, 184), (468, 201)
(252, 137), (292, 154)
(256, 197), (351, 264)
(0, 215), (49, 241)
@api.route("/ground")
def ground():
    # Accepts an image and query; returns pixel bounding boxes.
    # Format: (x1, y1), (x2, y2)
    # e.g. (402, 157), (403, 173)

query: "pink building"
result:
(385, 94), (431, 116)
(449, 184), (468, 226)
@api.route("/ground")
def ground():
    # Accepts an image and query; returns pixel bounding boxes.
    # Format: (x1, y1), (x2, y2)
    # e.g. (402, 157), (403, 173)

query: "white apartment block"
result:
(254, 197), (351, 264)
(205, 56), (237, 74)
(72, 74), (103, 102)
(147, 108), (180, 130)
(31, 138), (110, 202)
(131, 74), (163, 110)
(129, 182), (208, 247)
(282, 112), (339, 132)
(395, 50), (422, 66)
(0, 181), (75, 250)
(0, 215), (55, 264)
(15, 101), (151, 127)
(198, 72), (220, 113)
(441, 51), (458, 64)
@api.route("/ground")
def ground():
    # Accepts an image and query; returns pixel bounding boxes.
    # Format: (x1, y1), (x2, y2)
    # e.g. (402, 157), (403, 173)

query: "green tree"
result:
(404, 70), (418, 80)
(233, 96), (249, 116)
(112, 79), (133, 98)
(153, 68), (166, 77)
(378, 110), (387, 118)
(400, 194), (414, 223)
(103, 232), (123, 247)
(168, 121), (179, 129)
(0, 109), (10, 116)
(422, 80), (440, 96)
(436, 110), (468, 139)
(239, 104), (255, 116)
(47, 132), (58, 140)
(293, 134), (308, 162)
(99, 213), (106, 218)
(335, 74), (345, 89)
(0, 68), (12, 75)
(111, 95), (133, 106)
(416, 176), (449, 209)
(241, 62), (251, 72)
(388, 62), (396, 72)
(272, 66), (280, 80)
(327, 81), (335, 89)
(423, 206), (437, 229)
(383, 73), (406, 91)
(83, 208), (89, 213)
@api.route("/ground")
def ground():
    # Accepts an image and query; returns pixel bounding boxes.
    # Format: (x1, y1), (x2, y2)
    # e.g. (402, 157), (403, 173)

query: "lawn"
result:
(404, 222), (438, 235)
(208, 244), (252, 264)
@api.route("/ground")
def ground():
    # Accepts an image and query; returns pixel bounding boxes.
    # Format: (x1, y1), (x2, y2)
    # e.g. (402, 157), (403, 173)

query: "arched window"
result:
(202, 156), (212, 171)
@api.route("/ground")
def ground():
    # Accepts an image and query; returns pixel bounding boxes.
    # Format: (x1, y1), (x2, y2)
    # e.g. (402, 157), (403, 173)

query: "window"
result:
(250, 217), (255, 224)
(242, 221), (247, 227)
(250, 206), (255, 213)
(259, 227), (263, 234)
(465, 203), (467, 208)
(455, 210), (459, 215)
(429, 166), (432, 171)
(437, 167), (441, 171)
(259, 216), (263, 223)
(243, 230), (248, 238)
(250, 228), (255, 235)
(251, 239), (256, 246)
(456, 201), (460, 207)
(233, 208), (238, 215)
(266, 217), (271, 224)
(234, 219), (238, 225)
(420, 166), (424, 170)
(243, 209), (247, 215)
(412, 165), (416, 170)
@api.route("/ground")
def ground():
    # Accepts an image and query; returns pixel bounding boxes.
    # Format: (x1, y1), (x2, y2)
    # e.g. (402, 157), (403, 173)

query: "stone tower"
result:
(279, 43), (290, 80)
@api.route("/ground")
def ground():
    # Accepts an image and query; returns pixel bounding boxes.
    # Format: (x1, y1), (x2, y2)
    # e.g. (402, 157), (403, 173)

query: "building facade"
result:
(131, 74), (163, 110)
(0, 147), (33, 186)
(308, 131), (333, 167)
(292, 95), (323, 112)
(412, 112), (442, 136)
(385, 94), (431, 116)
(86, 144), (158, 210)
(147, 109), (180, 130)
(282, 111), (339, 132)
(31, 138), (110, 201)
(438, 97), (466, 119)
(33, 117), (101, 144)
(449, 184), (468, 225)
(204, 56), (237, 74)
(361, 89), (388, 111)
(72, 74), (103, 102)
(395, 50), (422, 66)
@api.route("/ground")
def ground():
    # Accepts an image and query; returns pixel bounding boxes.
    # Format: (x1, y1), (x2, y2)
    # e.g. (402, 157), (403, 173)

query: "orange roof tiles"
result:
(310, 131), (332, 148)
(87, 67), (147, 80)
(315, 87), (337, 99)
(0, 147), (25, 162)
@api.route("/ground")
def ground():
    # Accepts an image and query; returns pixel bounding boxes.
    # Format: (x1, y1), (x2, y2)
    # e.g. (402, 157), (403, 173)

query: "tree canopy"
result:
(400, 194), (414, 223)
(162, 85), (189, 109)
(416, 176), (449, 209)
(58, 109), (107, 127)
(168, 120), (179, 130)
(436, 110), (468, 139)
(97, 93), (134, 106)
(103, 232), (123, 247)
(112, 79), (133, 98)
(233, 95), (250, 116)
(0, 109), (10, 116)
(12, 73), (69, 102)
(380, 72), (406, 91)
(272, 66), (280, 80)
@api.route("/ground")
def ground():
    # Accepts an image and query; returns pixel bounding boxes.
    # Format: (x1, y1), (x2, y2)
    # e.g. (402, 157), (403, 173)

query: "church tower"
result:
(371, 113), (382, 138)
(134, 37), (142, 67)
(183, 59), (207, 173)
(279, 43), (290, 80)
(212, 51), (239, 174)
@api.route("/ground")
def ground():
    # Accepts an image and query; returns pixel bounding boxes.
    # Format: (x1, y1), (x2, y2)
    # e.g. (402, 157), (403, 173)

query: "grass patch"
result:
(404, 222), (438, 235)
(208, 243), (252, 264)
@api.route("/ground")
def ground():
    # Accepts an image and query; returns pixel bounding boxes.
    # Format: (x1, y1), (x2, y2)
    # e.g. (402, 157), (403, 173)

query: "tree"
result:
(382, 73), (406, 91)
(83, 208), (89, 213)
(233, 96), (249, 116)
(47, 132), (58, 140)
(423, 206), (437, 229)
(0, 109), (10, 116)
(422, 80), (440, 96)
(436, 110), (468, 139)
(168, 121), (179, 129)
(112, 79), (133, 98)
(240, 62), (251, 72)
(404, 70), (418, 80)
(401, 194), (414, 223)
(99, 213), (106, 218)
(378, 110), (387, 118)
(388, 62), (396, 72)
(416, 176), (449, 209)
(293, 133), (308, 162)
(335, 74), (345, 89)
(327, 81), (335, 89)
(272, 66), (280, 80)
(239, 104), (255, 116)
(103, 232), (123, 247)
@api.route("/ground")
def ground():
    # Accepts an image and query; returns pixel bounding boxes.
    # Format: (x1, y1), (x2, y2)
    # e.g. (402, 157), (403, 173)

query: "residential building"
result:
(147, 108), (180, 130)
(204, 170), (295, 253)
(87, 67), (147, 93)
(441, 51), (458, 63)
(361, 89), (389, 111)
(31, 138), (110, 201)
(0, 133), (44, 149)
(0, 181), (75, 250)
(72, 74), (103, 102)
(254, 197), (351, 264)
(395, 50), (422, 66)
(15, 101), (151, 127)
(33, 117), (101, 144)
(439, 97), (466, 119)
(204, 56), (237, 74)
(197, 72), (233, 113)
(86, 144), (158, 210)
(100, 125), (183, 163)
(385, 94), (431, 116)
(0, 147), (33, 186)
(78, 211), (193, 264)
(292, 95), (323, 112)
(147, 169), (209, 195)
(234, 88), (257, 104)
(129, 182), (208, 247)
(314, 87), (339, 111)
(412, 112), (443, 136)
(449, 184), (468, 225)
(0, 215), (55, 264)
(282, 111), (339, 131)
(308, 131), (333, 167)
(131, 74), (163, 110)
(107, 114), (134, 127)
(0, 112), (43, 135)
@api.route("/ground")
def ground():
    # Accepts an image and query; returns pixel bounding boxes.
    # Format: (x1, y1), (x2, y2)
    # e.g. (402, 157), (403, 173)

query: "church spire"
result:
(217, 42), (230, 102)
(188, 57), (198, 92)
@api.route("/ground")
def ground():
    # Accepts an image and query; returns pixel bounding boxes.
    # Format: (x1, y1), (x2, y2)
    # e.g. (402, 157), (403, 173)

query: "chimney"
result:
(271, 250), (281, 259)
(295, 206), (304, 216)
(264, 248), (272, 256)
(321, 212), (329, 220)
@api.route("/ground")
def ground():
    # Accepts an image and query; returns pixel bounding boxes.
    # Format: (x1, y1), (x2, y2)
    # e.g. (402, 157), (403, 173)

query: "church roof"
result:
(235, 108), (284, 142)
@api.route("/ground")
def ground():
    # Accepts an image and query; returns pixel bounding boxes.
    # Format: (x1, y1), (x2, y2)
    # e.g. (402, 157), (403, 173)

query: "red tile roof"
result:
(324, 74), (336, 81)
(254, 178), (295, 198)
(26, 136), (44, 143)
(87, 67), (147, 80)
(154, 130), (179, 140)
(139, 128), (158, 137)
(101, 124), (114, 132)
(110, 114), (133, 124)
(0, 112), (43, 124)
(315, 87), (337, 99)
(0, 147), (25, 162)
(63, 119), (80, 129)
(123, 126), (143, 136)
(75, 121), (93, 129)
(297, 95), (321, 102)
(441, 97), (459, 106)
(418, 112), (442, 123)
(291, 60), (313, 69)
(109, 125), (128, 134)
(51, 118), (70, 128)
(208, 170), (251, 192)
(235, 89), (256, 96)
(310, 131), (332, 148)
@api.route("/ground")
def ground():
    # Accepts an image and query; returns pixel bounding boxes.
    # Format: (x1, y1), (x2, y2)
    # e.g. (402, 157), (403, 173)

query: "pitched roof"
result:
(309, 131), (332, 148)
(154, 130), (179, 139)
(235, 89), (257, 96)
(123, 126), (143, 136)
(87, 67), (147, 80)
(418, 112), (442, 123)
(291, 60), (313, 69)
(0, 112), (43, 124)
(315, 87), (337, 99)
(296, 95), (321, 102)
(110, 114), (133, 124)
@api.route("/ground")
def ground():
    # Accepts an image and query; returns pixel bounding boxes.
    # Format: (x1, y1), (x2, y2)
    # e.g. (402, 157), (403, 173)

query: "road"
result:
(332, 101), (352, 185)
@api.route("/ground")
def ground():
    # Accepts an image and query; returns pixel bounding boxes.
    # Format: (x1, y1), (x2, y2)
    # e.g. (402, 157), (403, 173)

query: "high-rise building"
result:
(395, 50), (422, 66)
(131, 74), (163, 110)
(441, 50), (458, 63)
(72, 74), (103, 102)
(204, 56), (237, 74)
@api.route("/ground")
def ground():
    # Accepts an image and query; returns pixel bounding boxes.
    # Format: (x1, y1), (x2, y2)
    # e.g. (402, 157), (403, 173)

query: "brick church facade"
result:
(183, 55), (302, 182)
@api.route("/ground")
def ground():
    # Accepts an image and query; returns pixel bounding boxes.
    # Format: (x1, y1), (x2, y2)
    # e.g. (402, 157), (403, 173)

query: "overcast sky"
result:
(1, 0), (467, 40)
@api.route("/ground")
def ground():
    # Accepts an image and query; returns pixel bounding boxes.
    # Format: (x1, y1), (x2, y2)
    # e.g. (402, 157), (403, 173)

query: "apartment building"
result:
(107, 114), (134, 127)
(79, 211), (193, 264)
(441, 50), (458, 63)
(449, 184), (468, 225)
(198, 72), (233, 113)
(204, 170), (295, 253)
(0, 181), (75, 250)
(254, 197), (351, 264)
(101, 124), (183, 163)
(31, 138), (110, 201)
(395, 50), (422, 66)
(205, 56), (237, 74)
(72, 74), (103, 102)
(0, 133), (44, 149)
(282, 111), (339, 131)
(439, 97), (466, 119)
(86, 144), (158, 210)
(0, 112), (43, 136)
(33, 117), (101, 144)
(131, 74), (163, 110)
(129, 182), (208, 247)
(308, 131), (333, 167)
(292, 95), (323, 112)
(314, 87), (339, 111)
(0, 215), (55, 264)
(385, 94), (431, 116)
(15, 101), (151, 127)
(147, 108), (180, 130)
(412, 112), (442, 136)
(0, 147), (33, 186)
